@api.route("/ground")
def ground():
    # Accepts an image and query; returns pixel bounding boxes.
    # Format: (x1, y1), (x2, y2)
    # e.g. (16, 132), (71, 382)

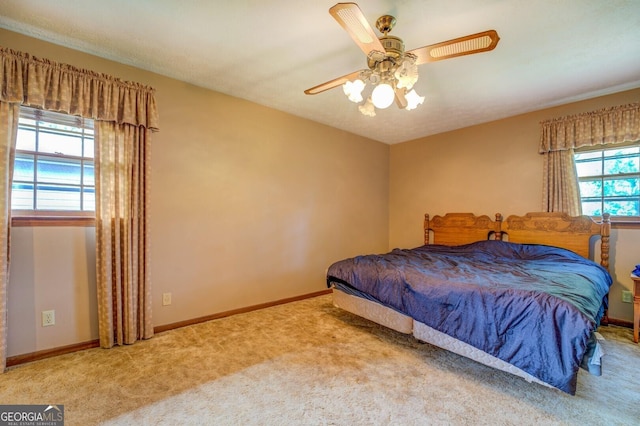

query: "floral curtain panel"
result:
(0, 47), (159, 369)
(95, 122), (153, 347)
(539, 102), (640, 215)
(0, 102), (18, 372)
(541, 149), (582, 215)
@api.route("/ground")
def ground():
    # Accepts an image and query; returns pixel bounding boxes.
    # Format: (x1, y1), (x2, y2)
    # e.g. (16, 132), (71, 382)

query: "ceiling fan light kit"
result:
(305, 3), (500, 118)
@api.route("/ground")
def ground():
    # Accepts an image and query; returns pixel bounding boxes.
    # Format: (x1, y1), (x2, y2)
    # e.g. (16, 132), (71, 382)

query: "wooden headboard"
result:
(424, 213), (502, 246)
(424, 212), (611, 270)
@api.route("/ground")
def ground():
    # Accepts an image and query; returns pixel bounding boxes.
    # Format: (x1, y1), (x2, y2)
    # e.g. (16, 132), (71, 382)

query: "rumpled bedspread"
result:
(326, 240), (612, 394)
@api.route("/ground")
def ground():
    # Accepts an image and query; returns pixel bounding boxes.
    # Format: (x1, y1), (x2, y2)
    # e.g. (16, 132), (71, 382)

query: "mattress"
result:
(327, 240), (611, 394)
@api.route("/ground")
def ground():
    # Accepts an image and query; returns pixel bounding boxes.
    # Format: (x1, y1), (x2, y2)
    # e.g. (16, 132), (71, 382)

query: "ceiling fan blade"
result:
(329, 3), (386, 58)
(304, 70), (363, 95)
(395, 87), (408, 109)
(407, 30), (500, 65)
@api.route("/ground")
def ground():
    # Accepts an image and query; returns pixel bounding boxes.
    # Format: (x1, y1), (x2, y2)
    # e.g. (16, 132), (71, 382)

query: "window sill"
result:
(603, 216), (640, 230)
(12, 215), (95, 227)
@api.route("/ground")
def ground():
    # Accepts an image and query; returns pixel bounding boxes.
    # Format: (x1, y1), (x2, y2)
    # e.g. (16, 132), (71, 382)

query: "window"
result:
(12, 107), (95, 216)
(574, 143), (640, 217)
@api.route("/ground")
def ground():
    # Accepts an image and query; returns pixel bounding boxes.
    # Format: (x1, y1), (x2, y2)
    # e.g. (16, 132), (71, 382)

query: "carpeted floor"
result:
(1, 294), (639, 425)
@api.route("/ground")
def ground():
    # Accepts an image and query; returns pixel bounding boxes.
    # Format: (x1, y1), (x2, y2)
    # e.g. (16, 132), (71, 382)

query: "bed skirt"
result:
(332, 288), (604, 391)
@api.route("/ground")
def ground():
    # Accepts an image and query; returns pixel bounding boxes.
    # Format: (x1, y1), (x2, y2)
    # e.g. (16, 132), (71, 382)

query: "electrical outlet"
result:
(622, 290), (633, 303)
(162, 293), (172, 306)
(42, 310), (55, 327)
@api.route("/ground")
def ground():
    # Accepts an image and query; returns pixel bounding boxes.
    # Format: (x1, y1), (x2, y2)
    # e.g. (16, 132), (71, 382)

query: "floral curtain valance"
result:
(539, 102), (640, 153)
(0, 47), (158, 130)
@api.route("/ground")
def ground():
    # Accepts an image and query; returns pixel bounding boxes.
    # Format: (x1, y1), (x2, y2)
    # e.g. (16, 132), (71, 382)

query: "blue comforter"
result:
(326, 240), (612, 394)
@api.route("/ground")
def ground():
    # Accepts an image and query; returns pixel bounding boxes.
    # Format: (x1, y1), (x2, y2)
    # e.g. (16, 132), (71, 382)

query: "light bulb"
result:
(342, 79), (365, 103)
(371, 83), (395, 109)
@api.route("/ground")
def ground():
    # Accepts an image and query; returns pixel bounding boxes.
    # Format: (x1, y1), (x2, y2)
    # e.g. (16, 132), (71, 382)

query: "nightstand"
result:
(632, 274), (640, 344)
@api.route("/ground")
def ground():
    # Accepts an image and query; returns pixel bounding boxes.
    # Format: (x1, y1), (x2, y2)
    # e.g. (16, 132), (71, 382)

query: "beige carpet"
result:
(1, 294), (639, 425)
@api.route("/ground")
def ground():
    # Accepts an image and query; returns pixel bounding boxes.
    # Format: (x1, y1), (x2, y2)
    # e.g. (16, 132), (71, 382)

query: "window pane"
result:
(603, 200), (639, 216)
(604, 157), (639, 175)
(578, 180), (602, 197)
(37, 156), (82, 185)
(575, 159), (602, 177)
(581, 202), (602, 216)
(38, 131), (83, 156)
(83, 163), (95, 185)
(83, 188), (95, 211)
(13, 154), (34, 181)
(11, 183), (34, 209)
(16, 127), (36, 151)
(603, 178), (640, 196)
(84, 138), (94, 159)
(575, 151), (602, 160)
(604, 147), (639, 157)
(36, 184), (81, 210)
(613, 156), (638, 173)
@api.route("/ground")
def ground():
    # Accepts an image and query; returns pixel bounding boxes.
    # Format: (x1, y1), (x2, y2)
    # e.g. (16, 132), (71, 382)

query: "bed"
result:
(326, 212), (612, 395)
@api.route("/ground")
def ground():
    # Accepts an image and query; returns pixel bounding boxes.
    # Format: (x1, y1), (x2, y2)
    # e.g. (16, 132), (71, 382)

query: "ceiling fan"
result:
(305, 3), (500, 116)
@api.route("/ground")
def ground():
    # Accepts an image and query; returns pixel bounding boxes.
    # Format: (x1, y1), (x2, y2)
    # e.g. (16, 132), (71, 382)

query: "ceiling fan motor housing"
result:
(380, 35), (404, 58)
(367, 35), (405, 69)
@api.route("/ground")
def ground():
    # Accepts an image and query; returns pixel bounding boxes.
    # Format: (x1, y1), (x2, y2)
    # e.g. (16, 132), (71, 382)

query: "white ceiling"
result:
(1, 0), (639, 144)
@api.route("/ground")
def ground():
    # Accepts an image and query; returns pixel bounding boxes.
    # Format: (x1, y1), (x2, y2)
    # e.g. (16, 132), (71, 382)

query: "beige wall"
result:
(3, 28), (638, 357)
(389, 87), (640, 322)
(3, 29), (390, 356)
(8, 227), (97, 356)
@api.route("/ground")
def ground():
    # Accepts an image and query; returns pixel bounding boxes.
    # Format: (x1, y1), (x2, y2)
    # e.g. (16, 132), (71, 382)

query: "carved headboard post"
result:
(600, 213), (611, 271)
(494, 213), (503, 240)
(424, 214), (430, 245)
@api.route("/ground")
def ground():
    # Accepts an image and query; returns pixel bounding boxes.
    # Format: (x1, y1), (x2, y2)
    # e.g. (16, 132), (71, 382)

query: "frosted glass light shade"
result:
(395, 59), (419, 90)
(342, 79), (365, 103)
(405, 89), (425, 110)
(371, 83), (395, 109)
(358, 98), (376, 117)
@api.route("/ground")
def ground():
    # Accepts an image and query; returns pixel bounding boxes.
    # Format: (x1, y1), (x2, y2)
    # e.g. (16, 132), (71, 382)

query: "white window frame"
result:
(574, 141), (640, 220)
(11, 106), (96, 226)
